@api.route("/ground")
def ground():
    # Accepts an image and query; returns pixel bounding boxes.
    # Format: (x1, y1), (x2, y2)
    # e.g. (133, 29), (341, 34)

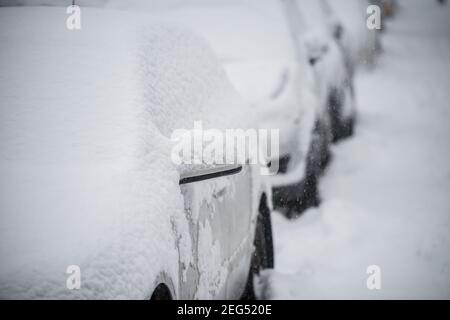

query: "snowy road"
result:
(266, 0), (450, 299)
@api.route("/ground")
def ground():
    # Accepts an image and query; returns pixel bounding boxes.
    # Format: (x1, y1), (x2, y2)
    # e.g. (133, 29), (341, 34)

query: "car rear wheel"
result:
(241, 194), (274, 300)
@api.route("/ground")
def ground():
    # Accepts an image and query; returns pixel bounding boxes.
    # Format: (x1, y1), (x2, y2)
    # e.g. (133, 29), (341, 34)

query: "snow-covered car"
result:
(143, 0), (331, 217)
(371, 0), (398, 18)
(0, 6), (273, 299)
(284, 0), (357, 142)
(326, 0), (382, 67)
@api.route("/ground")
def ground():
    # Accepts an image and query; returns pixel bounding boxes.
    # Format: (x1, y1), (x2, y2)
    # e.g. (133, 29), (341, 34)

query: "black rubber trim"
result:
(179, 165), (242, 185)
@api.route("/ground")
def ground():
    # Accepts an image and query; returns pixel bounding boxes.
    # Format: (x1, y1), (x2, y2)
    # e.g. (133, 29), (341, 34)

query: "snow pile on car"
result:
(0, 7), (248, 299)
(327, 0), (380, 66)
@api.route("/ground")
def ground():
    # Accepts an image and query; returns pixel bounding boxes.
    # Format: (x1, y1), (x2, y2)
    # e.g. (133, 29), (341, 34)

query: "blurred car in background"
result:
(284, 0), (357, 143)
(371, 0), (398, 18)
(0, 5), (273, 299)
(326, 0), (382, 67)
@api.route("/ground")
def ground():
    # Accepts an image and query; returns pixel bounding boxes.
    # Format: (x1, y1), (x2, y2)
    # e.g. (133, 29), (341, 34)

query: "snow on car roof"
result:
(0, 6), (248, 298)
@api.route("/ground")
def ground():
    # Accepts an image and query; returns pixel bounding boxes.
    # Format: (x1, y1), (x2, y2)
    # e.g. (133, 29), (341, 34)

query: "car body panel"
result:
(179, 164), (256, 299)
(0, 6), (264, 299)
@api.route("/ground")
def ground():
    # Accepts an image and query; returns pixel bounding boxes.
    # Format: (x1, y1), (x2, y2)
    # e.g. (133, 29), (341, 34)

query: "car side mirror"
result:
(307, 44), (329, 66)
(333, 23), (343, 41)
(309, 57), (318, 66)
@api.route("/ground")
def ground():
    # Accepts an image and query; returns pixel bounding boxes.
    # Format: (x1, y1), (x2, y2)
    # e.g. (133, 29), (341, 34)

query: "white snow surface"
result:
(0, 7), (249, 299)
(266, 0), (450, 299)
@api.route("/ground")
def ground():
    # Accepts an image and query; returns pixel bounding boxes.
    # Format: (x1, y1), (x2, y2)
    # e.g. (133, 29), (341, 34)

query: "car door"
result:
(179, 164), (254, 299)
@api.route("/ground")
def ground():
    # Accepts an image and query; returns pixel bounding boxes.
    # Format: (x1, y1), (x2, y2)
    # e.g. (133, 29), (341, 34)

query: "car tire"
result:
(328, 87), (355, 142)
(272, 119), (330, 218)
(241, 194), (274, 300)
(307, 119), (331, 177)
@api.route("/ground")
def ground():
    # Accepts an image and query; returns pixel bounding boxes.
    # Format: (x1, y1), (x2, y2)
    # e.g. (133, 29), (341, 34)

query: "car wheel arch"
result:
(149, 272), (177, 300)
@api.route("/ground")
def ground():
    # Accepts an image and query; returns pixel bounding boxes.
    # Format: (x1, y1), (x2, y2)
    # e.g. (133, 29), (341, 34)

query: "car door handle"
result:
(179, 165), (242, 185)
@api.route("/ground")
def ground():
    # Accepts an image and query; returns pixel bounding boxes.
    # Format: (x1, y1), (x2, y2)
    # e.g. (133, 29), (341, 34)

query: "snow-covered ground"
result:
(266, 0), (450, 299)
